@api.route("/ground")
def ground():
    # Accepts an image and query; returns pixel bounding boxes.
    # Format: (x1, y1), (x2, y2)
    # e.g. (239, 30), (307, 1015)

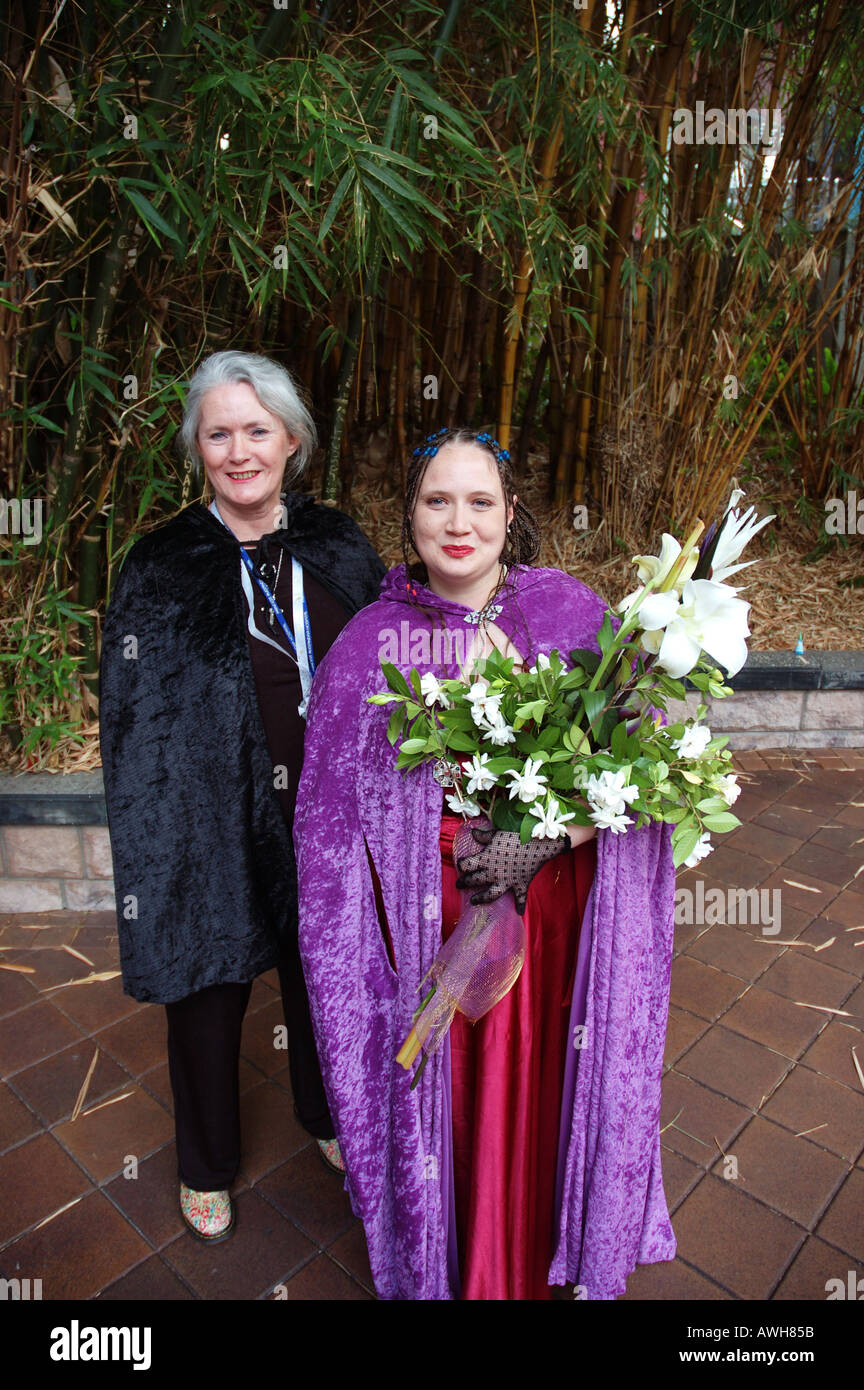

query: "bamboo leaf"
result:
(119, 185), (183, 247)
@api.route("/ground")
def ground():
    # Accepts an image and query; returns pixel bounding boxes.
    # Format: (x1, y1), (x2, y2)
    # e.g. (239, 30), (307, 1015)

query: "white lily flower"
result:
(481, 714), (516, 746)
(464, 678), (490, 707)
(589, 807), (633, 834)
(683, 831), (713, 867)
(445, 792), (482, 816)
(650, 578), (751, 679)
(584, 768), (641, 814)
(465, 679), (504, 726)
(506, 757), (549, 803)
(462, 753), (499, 795)
(632, 589), (680, 633)
(529, 797), (575, 839)
(709, 486), (775, 586)
(420, 672), (452, 709)
(618, 533), (701, 614)
(583, 769), (640, 833)
(726, 479), (746, 511)
(713, 773), (741, 807)
(670, 723), (712, 759)
(472, 693), (504, 727)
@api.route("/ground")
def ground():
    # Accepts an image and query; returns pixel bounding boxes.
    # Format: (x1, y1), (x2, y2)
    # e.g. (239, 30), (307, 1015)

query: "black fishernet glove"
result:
(455, 825), (570, 914)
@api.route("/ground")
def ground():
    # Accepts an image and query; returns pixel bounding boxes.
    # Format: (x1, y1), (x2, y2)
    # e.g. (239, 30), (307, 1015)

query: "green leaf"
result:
(23, 411), (63, 434)
(569, 647), (600, 675)
(595, 611), (614, 653)
(386, 705), (405, 746)
(120, 185), (183, 247)
(446, 730), (479, 752)
(696, 796), (729, 813)
(381, 662), (412, 699)
(701, 812), (741, 833)
(356, 155), (431, 206)
(361, 178), (424, 250)
(400, 738), (429, 755)
(610, 718), (628, 760)
(581, 689), (608, 728)
(318, 166), (355, 243)
(483, 757), (521, 774)
(671, 824), (702, 868)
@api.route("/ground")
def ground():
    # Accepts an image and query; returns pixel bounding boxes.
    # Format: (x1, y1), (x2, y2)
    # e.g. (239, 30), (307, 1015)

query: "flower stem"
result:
(412, 984), (437, 1023)
(409, 1049), (431, 1091)
(396, 1027), (424, 1070)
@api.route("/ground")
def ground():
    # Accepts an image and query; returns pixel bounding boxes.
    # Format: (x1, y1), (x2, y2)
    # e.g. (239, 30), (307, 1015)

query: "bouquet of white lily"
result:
(371, 482), (773, 1081)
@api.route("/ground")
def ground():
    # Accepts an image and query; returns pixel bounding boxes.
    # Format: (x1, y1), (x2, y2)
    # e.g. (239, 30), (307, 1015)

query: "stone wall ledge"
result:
(721, 649), (864, 692)
(0, 771), (107, 826)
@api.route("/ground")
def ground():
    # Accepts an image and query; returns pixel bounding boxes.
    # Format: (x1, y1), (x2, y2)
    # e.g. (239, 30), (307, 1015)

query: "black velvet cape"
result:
(98, 494), (386, 1004)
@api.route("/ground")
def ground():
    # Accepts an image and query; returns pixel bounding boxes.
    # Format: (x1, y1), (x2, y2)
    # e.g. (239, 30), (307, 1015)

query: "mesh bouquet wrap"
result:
(396, 821), (525, 1081)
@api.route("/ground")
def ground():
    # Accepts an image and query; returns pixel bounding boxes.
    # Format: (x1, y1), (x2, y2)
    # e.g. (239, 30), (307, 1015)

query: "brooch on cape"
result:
(464, 602), (503, 626)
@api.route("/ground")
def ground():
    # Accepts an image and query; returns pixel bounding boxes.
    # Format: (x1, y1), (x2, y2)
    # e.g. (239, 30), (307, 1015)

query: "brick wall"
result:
(666, 688), (864, 750)
(0, 824), (115, 913)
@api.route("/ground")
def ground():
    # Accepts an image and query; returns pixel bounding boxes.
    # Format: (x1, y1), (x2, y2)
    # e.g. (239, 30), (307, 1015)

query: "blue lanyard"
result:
(236, 543), (315, 674)
(209, 501), (316, 715)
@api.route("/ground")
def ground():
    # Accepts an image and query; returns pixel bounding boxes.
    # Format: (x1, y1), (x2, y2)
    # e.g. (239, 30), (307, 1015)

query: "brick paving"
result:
(1, 746), (863, 1301)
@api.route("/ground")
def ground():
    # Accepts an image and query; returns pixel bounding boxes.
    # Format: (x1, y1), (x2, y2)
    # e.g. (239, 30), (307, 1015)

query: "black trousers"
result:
(165, 938), (334, 1190)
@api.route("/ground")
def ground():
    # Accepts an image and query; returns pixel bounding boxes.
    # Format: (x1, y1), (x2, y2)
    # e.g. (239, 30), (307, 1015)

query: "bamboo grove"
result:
(1, 0), (863, 761)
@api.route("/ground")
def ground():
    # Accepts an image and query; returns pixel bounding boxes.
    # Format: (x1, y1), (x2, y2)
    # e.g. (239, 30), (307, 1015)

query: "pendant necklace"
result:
(266, 549), (284, 625)
(256, 546), (284, 625)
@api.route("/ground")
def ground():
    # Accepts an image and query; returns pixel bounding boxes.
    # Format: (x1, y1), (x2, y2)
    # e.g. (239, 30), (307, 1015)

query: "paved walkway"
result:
(1, 748), (862, 1301)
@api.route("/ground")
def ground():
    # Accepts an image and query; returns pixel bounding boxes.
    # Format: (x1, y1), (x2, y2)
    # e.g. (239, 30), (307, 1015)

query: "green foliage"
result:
(0, 543), (94, 760)
(5, 0), (864, 760)
(368, 630), (742, 869)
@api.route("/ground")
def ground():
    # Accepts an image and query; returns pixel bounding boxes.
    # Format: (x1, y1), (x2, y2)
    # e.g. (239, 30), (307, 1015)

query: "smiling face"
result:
(410, 442), (515, 607)
(197, 381), (298, 538)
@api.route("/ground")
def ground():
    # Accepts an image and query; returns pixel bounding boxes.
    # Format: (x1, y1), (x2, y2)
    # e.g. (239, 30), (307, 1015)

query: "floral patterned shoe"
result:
(179, 1182), (235, 1242)
(317, 1138), (345, 1174)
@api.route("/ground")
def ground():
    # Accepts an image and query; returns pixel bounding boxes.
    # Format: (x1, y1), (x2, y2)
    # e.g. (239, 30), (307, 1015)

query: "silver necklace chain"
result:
(243, 541), (284, 626)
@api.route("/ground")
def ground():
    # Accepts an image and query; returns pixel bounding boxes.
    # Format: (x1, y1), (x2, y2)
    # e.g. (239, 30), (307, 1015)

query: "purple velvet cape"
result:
(294, 564), (677, 1299)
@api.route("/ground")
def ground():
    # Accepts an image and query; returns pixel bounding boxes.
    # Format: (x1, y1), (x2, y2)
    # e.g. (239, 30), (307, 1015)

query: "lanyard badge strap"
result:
(209, 500), (316, 718)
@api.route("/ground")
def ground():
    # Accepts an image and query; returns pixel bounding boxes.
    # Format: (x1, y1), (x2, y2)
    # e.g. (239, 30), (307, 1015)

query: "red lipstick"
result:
(442, 545), (475, 557)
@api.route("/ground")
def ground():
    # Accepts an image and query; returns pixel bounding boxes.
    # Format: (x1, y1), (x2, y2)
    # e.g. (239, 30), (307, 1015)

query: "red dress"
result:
(439, 812), (596, 1300)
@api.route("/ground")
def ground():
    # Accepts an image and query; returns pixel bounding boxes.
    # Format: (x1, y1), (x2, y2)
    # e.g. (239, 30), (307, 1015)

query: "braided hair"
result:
(400, 427), (541, 581)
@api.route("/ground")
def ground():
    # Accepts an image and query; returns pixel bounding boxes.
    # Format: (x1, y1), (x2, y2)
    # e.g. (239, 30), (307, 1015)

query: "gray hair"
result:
(180, 350), (316, 483)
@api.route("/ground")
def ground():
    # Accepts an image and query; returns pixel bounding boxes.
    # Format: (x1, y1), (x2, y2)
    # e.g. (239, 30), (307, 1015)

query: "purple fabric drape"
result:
(294, 564), (677, 1299)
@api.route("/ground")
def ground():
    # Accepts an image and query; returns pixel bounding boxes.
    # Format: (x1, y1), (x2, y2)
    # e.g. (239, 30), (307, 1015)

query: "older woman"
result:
(99, 351), (385, 1241)
(294, 427), (676, 1299)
